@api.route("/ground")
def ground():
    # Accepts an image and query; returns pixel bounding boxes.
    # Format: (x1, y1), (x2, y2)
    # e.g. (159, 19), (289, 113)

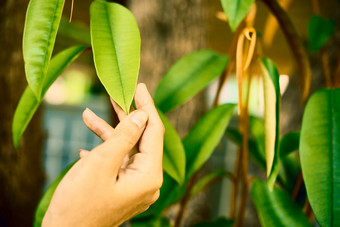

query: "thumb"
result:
(91, 110), (148, 175)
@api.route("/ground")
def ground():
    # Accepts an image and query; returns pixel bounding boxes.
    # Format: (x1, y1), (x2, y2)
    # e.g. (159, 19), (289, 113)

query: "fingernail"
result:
(130, 110), (148, 128)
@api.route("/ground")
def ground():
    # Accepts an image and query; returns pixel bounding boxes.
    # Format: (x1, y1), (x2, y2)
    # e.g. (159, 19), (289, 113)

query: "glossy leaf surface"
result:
(261, 57), (281, 189)
(34, 162), (75, 227)
(13, 46), (86, 148)
(193, 217), (234, 227)
(184, 104), (236, 180)
(23, 0), (66, 99)
(220, 0), (254, 32)
(308, 15), (335, 52)
(90, 0), (140, 114)
(251, 179), (312, 227)
(154, 50), (228, 113)
(158, 109), (186, 185)
(300, 88), (340, 226)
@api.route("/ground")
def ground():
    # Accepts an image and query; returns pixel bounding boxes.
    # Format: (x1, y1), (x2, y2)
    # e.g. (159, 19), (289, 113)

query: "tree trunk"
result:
(0, 0), (45, 226)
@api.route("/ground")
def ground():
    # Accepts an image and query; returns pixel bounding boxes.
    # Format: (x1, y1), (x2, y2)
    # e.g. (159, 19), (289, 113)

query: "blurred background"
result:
(0, 0), (339, 226)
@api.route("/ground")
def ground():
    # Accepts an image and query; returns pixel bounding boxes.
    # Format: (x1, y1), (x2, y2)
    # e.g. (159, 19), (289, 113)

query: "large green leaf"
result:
(261, 57), (281, 189)
(23, 0), (66, 100)
(154, 50), (229, 113)
(90, 0), (141, 114)
(220, 0), (255, 32)
(158, 109), (186, 185)
(193, 217), (234, 227)
(34, 162), (75, 227)
(300, 88), (340, 226)
(184, 104), (236, 180)
(13, 46), (86, 148)
(251, 179), (312, 227)
(308, 15), (335, 52)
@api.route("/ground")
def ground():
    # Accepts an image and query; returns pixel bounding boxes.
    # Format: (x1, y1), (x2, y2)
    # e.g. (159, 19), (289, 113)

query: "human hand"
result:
(42, 83), (164, 227)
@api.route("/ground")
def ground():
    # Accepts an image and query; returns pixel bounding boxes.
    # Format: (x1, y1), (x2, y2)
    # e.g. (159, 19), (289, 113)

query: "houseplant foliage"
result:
(13, 0), (340, 226)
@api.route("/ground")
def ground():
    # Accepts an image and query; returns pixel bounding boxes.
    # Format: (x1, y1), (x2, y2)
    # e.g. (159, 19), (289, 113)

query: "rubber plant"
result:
(14, 0), (340, 226)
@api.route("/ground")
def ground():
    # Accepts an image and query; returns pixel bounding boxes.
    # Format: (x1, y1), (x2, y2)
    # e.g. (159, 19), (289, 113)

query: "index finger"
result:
(134, 84), (164, 165)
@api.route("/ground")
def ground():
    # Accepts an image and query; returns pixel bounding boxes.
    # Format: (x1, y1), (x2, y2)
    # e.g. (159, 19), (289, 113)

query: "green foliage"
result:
(59, 17), (91, 45)
(34, 162), (75, 227)
(261, 57), (281, 189)
(12, 46), (86, 148)
(226, 127), (266, 170)
(154, 50), (228, 113)
(184, 103), (236, 180)
(279, 132), (300, 157)
(136, 104), (236, 220)
(23, 0), (66, 100)
(158, 109), (186, 185)
(308, 15), (336, 52)
(300, 88), (340, 226)
(220, 0), (255, 32)
(90, 0), (141, 114)
(251, 179), (312, 227)
(193, 217), (234, 227)
(131, 216), (171, 227)
(190, 169), (231, 197)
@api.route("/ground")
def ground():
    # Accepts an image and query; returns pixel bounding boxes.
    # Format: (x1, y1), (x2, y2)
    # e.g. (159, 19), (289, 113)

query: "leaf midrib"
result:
(159, 54), (224, 112)
(40, 0), (63, 97)
(104, 4), (127, 112)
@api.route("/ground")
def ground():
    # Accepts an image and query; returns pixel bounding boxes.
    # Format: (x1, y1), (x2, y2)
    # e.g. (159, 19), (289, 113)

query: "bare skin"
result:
(42, 83), (164, 227)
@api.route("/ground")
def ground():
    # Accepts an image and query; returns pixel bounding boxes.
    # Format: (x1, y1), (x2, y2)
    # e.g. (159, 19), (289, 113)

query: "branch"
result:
(260, 0), (311, 102)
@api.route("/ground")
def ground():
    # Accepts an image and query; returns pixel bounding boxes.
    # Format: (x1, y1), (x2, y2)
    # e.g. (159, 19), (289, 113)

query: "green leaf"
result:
(308, 15), (336, 52)
(190, 169), (231, 197)
(134, 172), (186, 219)
(193, 217), (234, 227)
(278, 152), (300, 194)
(131, 216), (171, 227)
(154, 50), (228, 113)
(299, 88), (340, 226)
(279, 132), (300, 157)
(184, 104), (236, 180)
(34, 162), (75, 227)
(220, 0), (255, 32)
(278, 132), (301, 193)
(90, 0), (141, 114)
(23, 0), (66, 100)
(249, 116), (266, 158)
(158, 109), (186, 185)
(261, 57), (281, 189)
(251, 179), (312, 227)
(12, 46), (86, 148)
(59, 17), (91, 45)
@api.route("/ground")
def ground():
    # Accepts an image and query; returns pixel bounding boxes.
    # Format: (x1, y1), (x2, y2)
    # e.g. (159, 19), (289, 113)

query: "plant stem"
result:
(230, 148), (242, 219)
(292, 170), (303, 200)
(213, 22), (244, 106)
(260, 0), (311, 103)
(174, 173), (199, 227)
